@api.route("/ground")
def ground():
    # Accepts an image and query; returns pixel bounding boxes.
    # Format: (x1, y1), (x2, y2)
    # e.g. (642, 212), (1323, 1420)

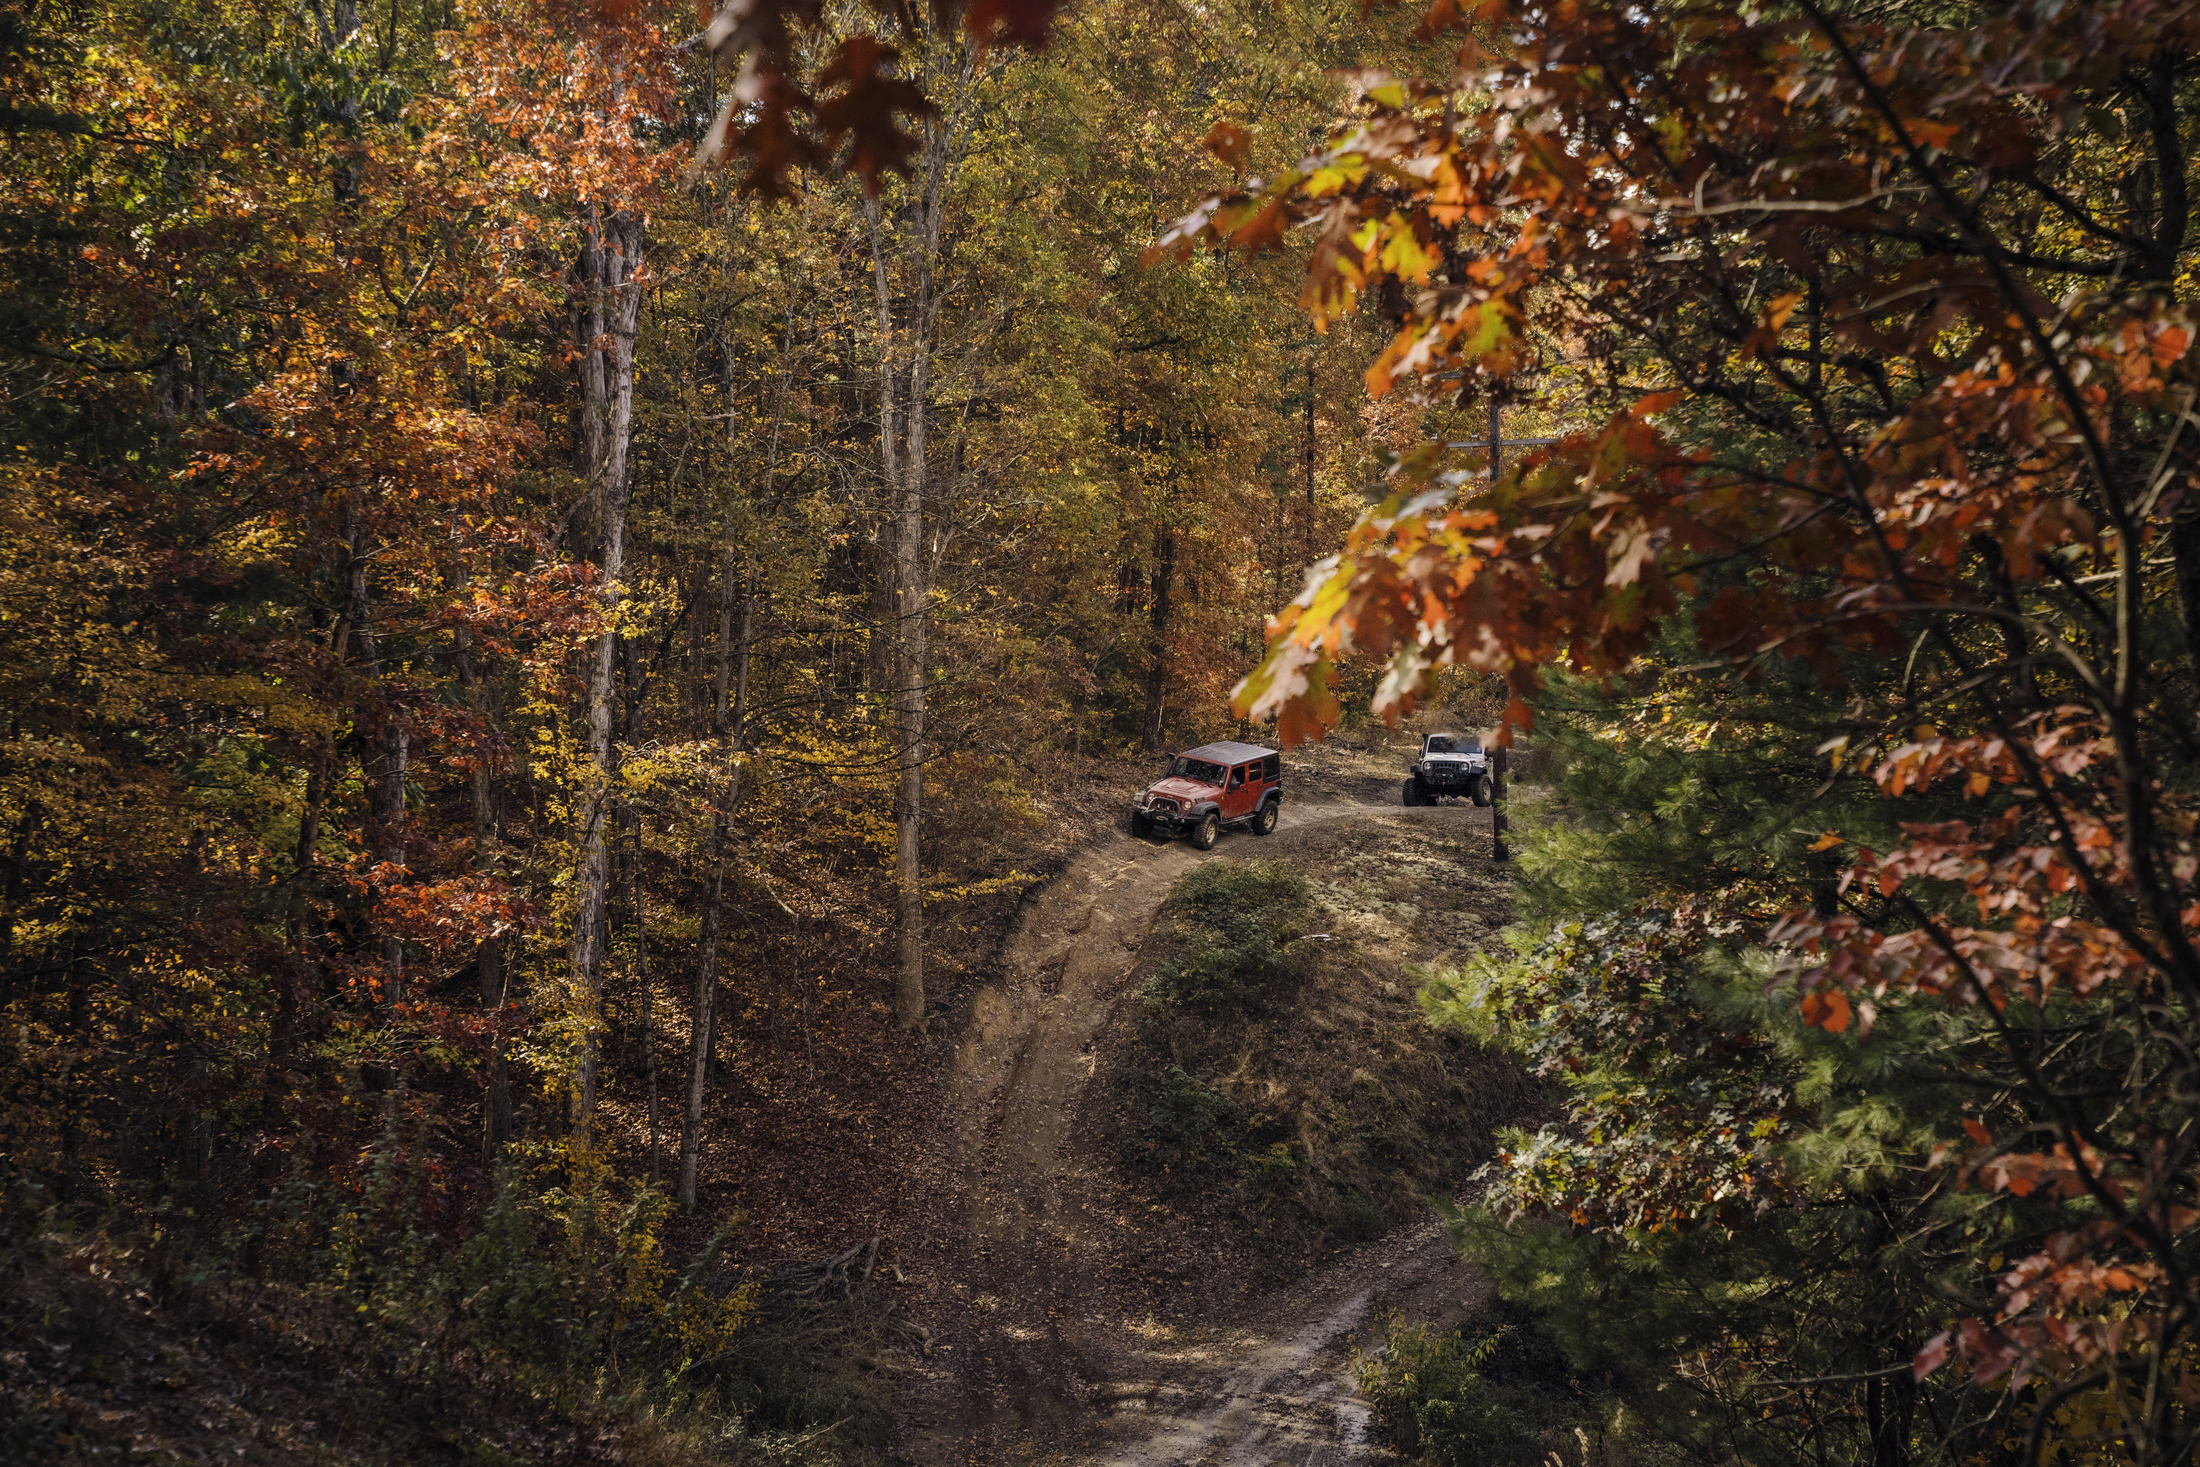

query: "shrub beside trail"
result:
(1104, 837), (1539, 1271)
(1354, 1300), (1617, 1467)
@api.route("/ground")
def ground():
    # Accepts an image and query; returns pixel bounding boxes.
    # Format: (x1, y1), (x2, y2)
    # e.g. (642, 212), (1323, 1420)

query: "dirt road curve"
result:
(900, 799), (1491, 1466)
(1081, 1216), (1472, 1467)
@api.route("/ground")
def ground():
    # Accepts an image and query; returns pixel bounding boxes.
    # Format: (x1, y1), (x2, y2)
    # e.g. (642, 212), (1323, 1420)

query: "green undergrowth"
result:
(1138, 860), (1315, 1011)
(1109, 858), (1538, 1269)
(0, 1153), (889, 1467)
(1356, 1299), (1632, 1467)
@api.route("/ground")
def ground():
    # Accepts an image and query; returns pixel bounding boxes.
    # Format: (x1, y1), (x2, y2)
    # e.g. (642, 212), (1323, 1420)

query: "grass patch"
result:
(1105, 851), (1539, 1270)
(1138, 861), (1314, 1012)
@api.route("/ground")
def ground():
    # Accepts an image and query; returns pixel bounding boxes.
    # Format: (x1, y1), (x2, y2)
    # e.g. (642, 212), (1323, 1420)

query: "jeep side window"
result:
(1229, 766), (1246, 788)
(1263, 754), (1280, 780)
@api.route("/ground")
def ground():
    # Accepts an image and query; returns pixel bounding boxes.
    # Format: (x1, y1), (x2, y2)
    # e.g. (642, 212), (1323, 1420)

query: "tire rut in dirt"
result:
(903, 802), (1493, 1465)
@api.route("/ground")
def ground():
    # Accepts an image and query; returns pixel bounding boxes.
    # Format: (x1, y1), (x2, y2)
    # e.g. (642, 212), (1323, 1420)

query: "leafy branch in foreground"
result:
(1181, 0), (2200, 1453)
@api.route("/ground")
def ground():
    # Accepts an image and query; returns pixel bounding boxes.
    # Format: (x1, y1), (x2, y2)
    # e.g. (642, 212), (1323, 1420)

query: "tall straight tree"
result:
(569, 202), (645, 1128)
(863, 36), (980, 1031)
(429, 0), (676, 1133)
(454, 615), (513, 1159)
(680, 294), (791, 1210)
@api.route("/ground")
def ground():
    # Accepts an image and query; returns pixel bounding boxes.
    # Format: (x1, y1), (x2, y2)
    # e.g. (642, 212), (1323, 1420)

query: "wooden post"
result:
(1492, 744), (1510, 862)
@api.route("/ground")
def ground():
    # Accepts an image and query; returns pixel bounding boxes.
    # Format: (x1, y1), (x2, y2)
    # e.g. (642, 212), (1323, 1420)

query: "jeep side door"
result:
(1224, 763), (1257, 820)
(1246, 761), (1277, 818)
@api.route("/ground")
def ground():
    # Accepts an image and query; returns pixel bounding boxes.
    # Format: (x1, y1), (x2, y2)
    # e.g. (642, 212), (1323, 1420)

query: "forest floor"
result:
(881, 726), (1538, 1466)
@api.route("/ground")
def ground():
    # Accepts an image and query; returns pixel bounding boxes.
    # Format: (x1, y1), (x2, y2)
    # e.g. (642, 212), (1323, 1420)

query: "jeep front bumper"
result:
(1133, 801), (1200, 830)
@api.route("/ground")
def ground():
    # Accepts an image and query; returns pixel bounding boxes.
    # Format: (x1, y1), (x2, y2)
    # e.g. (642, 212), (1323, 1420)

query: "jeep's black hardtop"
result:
(1178, 740), (1274, 765)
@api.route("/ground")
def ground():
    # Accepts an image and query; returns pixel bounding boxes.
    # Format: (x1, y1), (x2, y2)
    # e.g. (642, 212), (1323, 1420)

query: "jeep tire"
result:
(1402, 777), (1423, 807)
(1131, 810), (1152, 837)
(1471, 773), (1495, 807)
(1252, 800), (1279, 836)
(1190, 811), (1220, 851)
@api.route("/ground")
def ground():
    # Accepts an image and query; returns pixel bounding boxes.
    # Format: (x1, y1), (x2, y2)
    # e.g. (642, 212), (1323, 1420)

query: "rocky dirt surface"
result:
(890, 725), (1529, 1466)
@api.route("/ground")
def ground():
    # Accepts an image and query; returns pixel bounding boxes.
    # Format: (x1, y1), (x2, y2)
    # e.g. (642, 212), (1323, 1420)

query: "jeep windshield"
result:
(1425, 736), (1478, 755)
(1167, 757), (1226, 784)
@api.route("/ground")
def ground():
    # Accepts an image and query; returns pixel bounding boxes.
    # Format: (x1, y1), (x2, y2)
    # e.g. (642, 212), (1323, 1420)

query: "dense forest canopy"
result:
(0, 0), (1409, 1196)
(9, 0), (2200, 1463)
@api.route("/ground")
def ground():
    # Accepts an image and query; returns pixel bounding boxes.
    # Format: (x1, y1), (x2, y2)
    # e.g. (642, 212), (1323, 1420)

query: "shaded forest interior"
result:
(0, 0), (1468, 1460)
(19, 0), (2200, 1465)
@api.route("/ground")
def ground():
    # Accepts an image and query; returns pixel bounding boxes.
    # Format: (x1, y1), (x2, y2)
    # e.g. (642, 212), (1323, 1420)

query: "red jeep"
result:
(1130, 741), (1283, 850)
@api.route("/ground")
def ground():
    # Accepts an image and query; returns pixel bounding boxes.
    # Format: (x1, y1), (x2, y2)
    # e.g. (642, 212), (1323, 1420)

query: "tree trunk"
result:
(867, 194), (931, 1032)
(893, 310), (930, 1035)
(680, 806), (725, 1212)
(0, 804), (40, 1011)
(1972, 533), (2037, 706)
(569, 204), (645, 1134)
(680, 313), (779, 1210)
(375, 726), (407, 1005)
(865, 536), (896, 700)
(1303, 355), (1316, 564)
(634, 860), (659, 1185)
(2173, 505), (2200, 669)
(325, 0), (362, 206)
(679, 556), (756, 1208)
(1141, 528), (1176, 752)
(1491, 745), (1511, 863)
(342, 498), (407, 1012)
(454, 624), (512, 1161)
(850, 41), (975, 1033)
(286, 545), (361, 1027)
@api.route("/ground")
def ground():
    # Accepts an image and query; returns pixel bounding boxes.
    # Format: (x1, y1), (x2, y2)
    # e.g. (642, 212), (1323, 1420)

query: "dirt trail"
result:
(1081, 1215), (1476, 1467)
(900, 797), (1493, 1465)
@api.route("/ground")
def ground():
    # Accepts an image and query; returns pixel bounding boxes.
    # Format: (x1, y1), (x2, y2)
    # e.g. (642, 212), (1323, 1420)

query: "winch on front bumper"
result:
(1131, 795), (1200, 830)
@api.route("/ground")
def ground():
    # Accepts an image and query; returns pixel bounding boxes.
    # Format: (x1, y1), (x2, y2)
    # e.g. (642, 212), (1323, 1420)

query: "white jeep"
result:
(1403, 732), (1494, 807)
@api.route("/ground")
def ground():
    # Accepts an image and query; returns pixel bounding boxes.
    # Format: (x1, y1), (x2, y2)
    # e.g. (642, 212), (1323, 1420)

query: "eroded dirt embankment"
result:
(894, 785), (1525, 1466)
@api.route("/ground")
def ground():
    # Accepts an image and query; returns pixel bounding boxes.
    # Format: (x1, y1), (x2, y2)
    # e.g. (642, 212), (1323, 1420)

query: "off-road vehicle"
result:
(1403, 732), (1493, 806)
(1131, 741), (1283, 850)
